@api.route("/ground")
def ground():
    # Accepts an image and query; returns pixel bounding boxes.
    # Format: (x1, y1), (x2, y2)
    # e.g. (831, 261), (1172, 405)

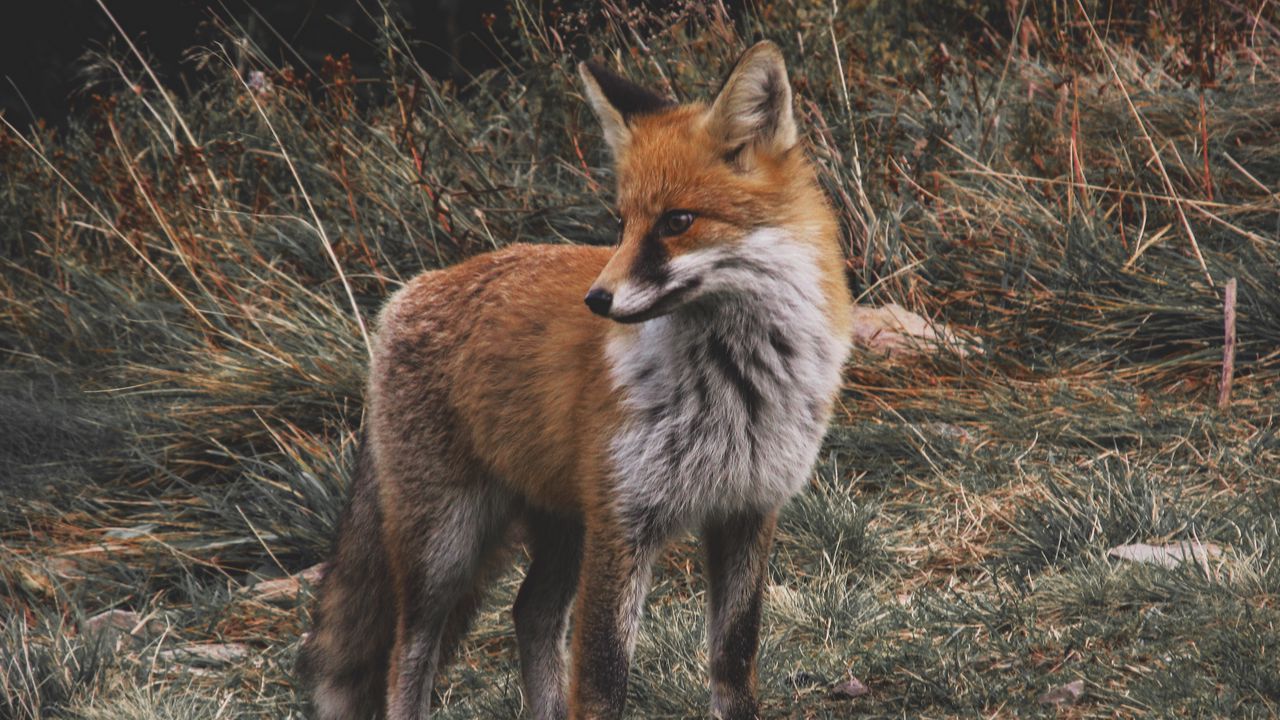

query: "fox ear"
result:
(709, 41), (797, 157)
(578, 61), (672, 157)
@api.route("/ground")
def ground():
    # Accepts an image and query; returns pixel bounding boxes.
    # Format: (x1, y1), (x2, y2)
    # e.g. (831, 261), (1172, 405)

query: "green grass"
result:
(3, 1), (1279, 717)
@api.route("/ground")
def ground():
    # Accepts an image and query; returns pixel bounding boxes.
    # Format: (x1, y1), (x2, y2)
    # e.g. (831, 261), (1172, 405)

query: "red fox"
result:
(300, 41), (854, 720)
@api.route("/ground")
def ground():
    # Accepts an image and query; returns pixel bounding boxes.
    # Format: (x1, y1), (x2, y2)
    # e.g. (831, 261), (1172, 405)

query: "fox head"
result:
(578, 41), (836, 323)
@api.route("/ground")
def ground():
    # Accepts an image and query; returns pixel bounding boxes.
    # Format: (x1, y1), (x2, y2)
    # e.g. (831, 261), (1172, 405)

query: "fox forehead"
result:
(613, 107), (788, 227)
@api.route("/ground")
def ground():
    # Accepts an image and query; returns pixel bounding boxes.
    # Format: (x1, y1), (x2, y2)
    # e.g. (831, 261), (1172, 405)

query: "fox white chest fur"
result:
(606, 228), (848, 531)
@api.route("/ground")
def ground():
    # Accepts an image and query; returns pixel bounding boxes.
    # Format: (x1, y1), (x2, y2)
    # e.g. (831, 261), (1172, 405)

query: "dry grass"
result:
(2, 1), (1279, 717)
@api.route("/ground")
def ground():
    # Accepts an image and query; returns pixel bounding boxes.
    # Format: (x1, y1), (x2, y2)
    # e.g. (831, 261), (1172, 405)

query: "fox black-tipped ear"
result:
(709, 41), (797, 157)
(578, 61), (673, 156)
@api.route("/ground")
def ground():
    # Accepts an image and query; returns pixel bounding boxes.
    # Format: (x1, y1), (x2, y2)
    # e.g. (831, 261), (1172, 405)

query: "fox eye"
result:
(658, 210), (695, 237)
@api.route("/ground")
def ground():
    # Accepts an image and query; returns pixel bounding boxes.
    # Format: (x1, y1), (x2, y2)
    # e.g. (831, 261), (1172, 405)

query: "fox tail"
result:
(298, 431), (394, 720)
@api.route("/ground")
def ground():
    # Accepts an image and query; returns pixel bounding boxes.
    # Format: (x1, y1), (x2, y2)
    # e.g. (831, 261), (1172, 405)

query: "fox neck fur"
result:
(605, 226), (849, 537)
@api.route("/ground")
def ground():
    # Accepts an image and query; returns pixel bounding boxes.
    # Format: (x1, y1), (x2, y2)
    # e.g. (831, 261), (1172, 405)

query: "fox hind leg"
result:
(514, 510), (584, 720)
(434, 574), (493, 678)
(384, 484), (511, 720)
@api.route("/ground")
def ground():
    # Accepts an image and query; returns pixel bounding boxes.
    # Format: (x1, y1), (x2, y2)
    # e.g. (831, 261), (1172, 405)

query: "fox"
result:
(299, 41), (854, 720)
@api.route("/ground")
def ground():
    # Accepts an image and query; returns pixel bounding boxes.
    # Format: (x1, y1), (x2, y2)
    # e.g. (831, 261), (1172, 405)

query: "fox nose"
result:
(584, 288), (613, 317)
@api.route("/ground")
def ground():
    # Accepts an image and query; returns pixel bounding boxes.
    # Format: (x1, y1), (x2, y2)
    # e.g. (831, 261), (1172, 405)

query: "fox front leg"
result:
(567, 520), (661, 719)
(704, 511), (777, 720)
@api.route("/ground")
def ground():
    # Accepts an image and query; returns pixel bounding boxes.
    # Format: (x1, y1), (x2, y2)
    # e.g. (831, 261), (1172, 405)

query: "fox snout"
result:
(584, 211), (700, 323)
(584, 287), (613, 316)
(583, 238), (675, 323)
(584, 274), (705, 324)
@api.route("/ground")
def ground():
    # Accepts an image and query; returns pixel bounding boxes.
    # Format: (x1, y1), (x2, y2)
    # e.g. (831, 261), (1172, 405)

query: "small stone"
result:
(249, 576), (300, 602)
(831, 676), (869, 699)
(850, 303), (981, 358)
(1108, 542), (1222, 569)
(248, 563), (326, 602)
(84, 609), (141, 634)
(1038, 679), (1085, 706)
(298, 563), (325, 584)
(158, 642), (251, 667)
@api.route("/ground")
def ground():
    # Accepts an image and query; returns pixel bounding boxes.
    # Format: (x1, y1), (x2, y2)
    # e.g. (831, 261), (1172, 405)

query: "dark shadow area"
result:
(0, 0), (515, 128)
